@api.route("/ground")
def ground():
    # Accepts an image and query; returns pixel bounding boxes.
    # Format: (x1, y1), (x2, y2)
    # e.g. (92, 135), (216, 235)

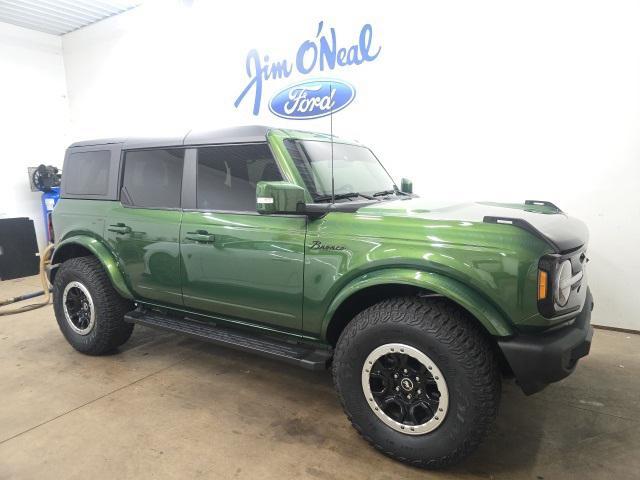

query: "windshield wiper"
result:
(372, 189), (397, 197)
(373, 188), (411, 197)
(314, 192), (375, 202)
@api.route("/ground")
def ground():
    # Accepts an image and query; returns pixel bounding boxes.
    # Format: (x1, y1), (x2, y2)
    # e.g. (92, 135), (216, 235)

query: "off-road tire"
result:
(332, 296), (501, 469)
(53, 256), (134, 355)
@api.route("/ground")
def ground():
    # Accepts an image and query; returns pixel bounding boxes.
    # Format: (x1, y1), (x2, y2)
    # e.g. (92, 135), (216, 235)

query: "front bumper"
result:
(498, 288), (594, 395)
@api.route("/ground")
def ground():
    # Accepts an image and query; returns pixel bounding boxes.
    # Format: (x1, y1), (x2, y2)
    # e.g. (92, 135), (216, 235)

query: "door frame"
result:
(106, 146), (191, 307)
(177, 142), (310, 334)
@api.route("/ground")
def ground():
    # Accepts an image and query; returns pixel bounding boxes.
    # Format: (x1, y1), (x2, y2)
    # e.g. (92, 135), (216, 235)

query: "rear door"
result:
(180, 143), (306, 332)
(105, 148), (185, 306)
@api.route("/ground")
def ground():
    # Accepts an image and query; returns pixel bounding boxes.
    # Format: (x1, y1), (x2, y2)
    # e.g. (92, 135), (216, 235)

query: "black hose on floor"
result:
(0, 245), (54, 316)
(0, 289), (49, 306)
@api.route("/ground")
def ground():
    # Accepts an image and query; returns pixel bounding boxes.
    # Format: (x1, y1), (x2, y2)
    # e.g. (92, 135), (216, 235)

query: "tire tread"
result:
(332, 296), (501, 469)
(53, 256), (134, 355)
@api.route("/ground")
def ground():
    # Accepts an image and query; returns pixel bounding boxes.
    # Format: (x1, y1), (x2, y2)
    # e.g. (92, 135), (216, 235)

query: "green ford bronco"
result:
(50, 126), (593, 468)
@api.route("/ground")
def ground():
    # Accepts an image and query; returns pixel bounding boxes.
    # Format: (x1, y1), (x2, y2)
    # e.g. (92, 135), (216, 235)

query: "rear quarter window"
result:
(61, 145), (121, 200)
(63, 150), (111, 195)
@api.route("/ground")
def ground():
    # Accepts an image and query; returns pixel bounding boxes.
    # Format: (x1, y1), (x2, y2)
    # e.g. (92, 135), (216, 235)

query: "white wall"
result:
(0, 22), (69, 250)
(61, 0), (640, 330)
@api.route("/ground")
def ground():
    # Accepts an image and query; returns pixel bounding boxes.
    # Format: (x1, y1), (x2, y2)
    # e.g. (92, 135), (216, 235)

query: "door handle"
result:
(185, 230), (216, 243)
(108, 223), (132, 234)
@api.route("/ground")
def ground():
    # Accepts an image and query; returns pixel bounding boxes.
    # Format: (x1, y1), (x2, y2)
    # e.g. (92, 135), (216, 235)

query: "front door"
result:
(105, 148), (185, 306)
(180, 143), (306, 332)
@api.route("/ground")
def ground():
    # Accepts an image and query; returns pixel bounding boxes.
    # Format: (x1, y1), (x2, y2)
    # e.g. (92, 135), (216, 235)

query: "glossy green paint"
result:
(256, 181), (306, 214)
(53, 128), (577, 348)
(180, 210), (306, 331)
(300, 206), (555, 338)
(51, 200), (134, 300)
(321, 268), (513, 337)
(55, 235), (135, 299)
(104, 204), (183, 305)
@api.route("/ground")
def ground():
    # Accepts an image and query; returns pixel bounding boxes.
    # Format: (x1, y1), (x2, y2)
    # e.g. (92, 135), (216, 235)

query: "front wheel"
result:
(332, 297), (501, 469)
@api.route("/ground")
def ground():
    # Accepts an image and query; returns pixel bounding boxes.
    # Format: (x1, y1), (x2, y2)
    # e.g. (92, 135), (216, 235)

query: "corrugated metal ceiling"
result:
(0, 0), (142, 35)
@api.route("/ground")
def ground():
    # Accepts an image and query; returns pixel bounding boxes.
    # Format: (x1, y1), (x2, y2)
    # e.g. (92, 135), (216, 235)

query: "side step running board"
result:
(125, 309), (332, 371)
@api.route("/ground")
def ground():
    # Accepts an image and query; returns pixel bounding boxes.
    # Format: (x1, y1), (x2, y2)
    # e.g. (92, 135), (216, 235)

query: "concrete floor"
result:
(0, 276), (638, 480)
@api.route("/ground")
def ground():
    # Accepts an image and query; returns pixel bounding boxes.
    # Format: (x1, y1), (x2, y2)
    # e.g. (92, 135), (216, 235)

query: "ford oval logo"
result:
(269, 79), (356, 120)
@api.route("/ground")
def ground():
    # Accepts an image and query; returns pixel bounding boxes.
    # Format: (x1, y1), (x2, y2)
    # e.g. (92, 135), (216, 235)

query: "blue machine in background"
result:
(41, 187), (60, 243)
(30, 165), (61, 244)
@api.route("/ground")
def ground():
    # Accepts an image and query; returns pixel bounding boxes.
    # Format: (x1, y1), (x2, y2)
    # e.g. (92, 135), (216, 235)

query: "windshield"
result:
(285, 139), (396, 201)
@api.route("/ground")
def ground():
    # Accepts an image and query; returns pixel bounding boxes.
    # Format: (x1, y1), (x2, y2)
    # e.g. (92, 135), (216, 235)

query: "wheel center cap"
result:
(400, 378), (414, 392)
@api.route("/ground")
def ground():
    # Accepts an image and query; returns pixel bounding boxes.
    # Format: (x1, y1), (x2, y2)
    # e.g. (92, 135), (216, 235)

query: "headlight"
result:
(538, 250), (586, 317)
(555, 260), (572, 307)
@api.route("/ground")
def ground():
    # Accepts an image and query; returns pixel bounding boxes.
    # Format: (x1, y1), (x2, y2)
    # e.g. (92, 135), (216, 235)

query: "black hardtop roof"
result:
(67, 125), (357, 152)
(68, 125), (274, 150)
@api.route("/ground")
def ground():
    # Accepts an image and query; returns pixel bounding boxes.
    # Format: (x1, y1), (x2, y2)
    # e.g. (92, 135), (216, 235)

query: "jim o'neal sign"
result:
(234, 21), (381, 120)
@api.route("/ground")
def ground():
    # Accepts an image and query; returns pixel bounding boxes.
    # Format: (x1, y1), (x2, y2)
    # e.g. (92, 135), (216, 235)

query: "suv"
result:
(50, 125), (593, 468)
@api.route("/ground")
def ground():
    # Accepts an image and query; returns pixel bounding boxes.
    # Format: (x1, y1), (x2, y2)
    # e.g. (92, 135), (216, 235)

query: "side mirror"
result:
(400, 178), (413, 194)
(256, 181), (306, 214)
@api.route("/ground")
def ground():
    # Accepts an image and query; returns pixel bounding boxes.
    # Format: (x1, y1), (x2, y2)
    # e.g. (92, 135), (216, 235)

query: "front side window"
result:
(121, 149), (184, 208)
(196, 143), (283, 212)
(284, 139), (396, 201)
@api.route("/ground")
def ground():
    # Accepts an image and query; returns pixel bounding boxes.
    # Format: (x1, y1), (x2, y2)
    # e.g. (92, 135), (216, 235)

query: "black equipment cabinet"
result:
(0, 217), (40, 280)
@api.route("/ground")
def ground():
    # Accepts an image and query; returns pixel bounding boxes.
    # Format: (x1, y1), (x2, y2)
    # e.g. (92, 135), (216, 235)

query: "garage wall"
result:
(60, 1), (640, 330)
(0, 22), (69, 250)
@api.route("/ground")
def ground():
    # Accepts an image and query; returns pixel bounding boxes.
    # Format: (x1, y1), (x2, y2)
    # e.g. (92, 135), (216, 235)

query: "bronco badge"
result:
(309, 240), (346, 251)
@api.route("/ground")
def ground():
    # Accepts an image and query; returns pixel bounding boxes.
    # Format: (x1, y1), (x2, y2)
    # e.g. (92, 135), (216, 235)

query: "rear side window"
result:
(196, 143), (282, 212)
(64, 150), (111, 195)
(121, 149), (184, 208)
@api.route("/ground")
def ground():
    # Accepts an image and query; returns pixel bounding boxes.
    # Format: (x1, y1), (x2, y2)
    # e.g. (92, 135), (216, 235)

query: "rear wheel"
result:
(53, 256), (134, 355)
(333, 297), (501, 469)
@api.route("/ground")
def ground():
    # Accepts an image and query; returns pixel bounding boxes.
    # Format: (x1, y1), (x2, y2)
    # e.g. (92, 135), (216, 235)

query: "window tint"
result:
(64, 150), (111, 195)
(197, 144), (282, 211)
(121, 149), (184, 208)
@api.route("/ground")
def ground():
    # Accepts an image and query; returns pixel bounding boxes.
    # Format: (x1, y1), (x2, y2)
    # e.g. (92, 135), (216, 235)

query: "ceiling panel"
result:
(0, 0), (141, 35)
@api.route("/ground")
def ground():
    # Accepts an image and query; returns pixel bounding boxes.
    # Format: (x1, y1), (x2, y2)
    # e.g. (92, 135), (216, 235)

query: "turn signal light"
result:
(538, 270), (548, 300)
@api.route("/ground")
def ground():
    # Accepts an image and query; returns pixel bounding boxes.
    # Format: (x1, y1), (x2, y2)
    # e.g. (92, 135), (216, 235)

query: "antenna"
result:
(329, 82), (335, 204)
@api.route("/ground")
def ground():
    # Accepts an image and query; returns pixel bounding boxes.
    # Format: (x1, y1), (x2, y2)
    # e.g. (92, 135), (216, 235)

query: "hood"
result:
(357, 198), (588, 253)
